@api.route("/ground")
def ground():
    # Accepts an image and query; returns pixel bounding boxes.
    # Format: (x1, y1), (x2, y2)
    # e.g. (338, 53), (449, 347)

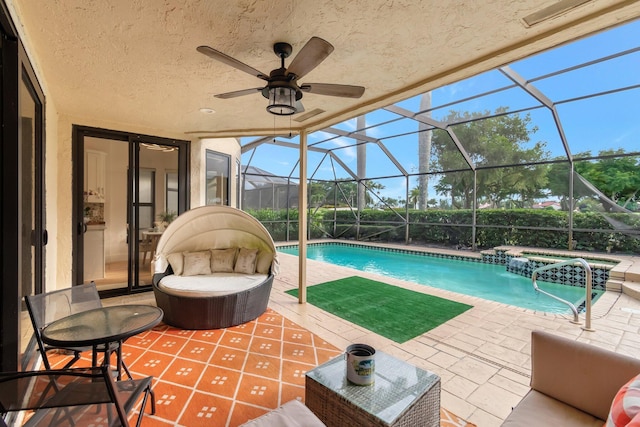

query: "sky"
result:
(241, 18), (640, 202)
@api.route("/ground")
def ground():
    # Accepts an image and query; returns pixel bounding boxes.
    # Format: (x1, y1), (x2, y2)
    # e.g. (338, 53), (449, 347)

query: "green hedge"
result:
(246, 208), (640, 254)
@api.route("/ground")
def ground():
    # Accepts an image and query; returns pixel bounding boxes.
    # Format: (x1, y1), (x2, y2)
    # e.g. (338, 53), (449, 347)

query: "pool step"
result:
(622, 281), (640, 301)
(606, 278), (623, 292)
(602, 278), (640, 302)
(607, 256), (640, 301)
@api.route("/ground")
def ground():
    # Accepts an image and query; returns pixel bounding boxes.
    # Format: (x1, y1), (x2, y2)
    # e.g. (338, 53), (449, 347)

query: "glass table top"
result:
(306, 350), (440, 424)
(42, 304), (163, 347)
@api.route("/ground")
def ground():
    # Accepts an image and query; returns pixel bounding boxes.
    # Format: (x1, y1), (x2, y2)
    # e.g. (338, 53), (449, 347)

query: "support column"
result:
(298, 130), (308, 303)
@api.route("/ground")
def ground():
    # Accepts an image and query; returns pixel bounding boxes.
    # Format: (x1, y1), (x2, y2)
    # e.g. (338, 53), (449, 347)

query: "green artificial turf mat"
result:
(286, 276), (473, 343)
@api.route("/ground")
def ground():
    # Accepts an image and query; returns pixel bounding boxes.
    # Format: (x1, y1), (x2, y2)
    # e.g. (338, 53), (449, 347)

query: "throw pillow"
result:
(167, 252), (184, 276)
(255, 250), (274, 274)
(234, 247), (258, 274)
(211, 248), (237, 273)
(182, 250), (212, 276)
(606, 373), (640, 427)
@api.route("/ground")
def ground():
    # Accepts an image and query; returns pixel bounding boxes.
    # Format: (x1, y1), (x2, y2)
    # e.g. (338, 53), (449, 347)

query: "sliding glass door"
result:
(73, 127), (189, 294)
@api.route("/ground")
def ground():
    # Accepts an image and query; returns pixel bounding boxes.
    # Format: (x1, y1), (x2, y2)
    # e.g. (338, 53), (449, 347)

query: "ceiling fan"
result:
(197, 37), (365, 116)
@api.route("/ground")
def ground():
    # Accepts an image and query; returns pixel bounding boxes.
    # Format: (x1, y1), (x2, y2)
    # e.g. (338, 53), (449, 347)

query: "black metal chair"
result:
(24, 283), (132, 378)
(0, 366), (154, 427)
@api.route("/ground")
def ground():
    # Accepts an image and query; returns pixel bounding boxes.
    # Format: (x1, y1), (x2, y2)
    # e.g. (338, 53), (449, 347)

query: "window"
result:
(205, 150), (230, 206)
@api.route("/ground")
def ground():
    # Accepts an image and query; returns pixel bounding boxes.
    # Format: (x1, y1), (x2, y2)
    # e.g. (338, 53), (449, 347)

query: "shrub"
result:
(249, 207), (639, 254)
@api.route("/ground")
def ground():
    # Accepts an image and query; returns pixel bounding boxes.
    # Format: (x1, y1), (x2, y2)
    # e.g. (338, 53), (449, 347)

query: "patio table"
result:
(41, 304), (163, 379)
(305, 350), (440, 426)
(142, 230), (164, 257)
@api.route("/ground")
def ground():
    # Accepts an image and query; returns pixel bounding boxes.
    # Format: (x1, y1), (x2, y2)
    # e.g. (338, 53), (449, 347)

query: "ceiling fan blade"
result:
(300, 83), (365, 98)
(286, 37), (334, 80)
(214, 87), (263, 99)
(197, 46), (269, 80)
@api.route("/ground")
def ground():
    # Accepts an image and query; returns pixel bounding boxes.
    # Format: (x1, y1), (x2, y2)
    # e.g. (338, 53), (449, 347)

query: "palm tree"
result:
(418, 92), (432, 211)
(409, 187), (420, 209)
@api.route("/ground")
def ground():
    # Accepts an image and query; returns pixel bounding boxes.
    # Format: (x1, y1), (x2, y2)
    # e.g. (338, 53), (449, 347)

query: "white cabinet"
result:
(84, 150), (106, 203)
(84, 224), (105, 280)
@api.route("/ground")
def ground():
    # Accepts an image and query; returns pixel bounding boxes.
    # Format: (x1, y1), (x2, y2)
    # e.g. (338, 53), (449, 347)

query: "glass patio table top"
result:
(41, 304), (163, 348)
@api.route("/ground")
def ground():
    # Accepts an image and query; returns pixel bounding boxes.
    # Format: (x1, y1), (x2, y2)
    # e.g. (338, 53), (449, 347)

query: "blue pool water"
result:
(278, 243), (602, 314)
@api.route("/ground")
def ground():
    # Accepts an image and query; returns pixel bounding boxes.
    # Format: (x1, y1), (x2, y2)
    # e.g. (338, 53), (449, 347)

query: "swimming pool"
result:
(278, 243), (603, 314)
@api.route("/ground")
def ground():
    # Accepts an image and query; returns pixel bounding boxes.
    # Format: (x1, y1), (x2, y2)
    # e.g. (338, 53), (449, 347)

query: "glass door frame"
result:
(0, 2), (46, 371)
(72, 126), (189, 296)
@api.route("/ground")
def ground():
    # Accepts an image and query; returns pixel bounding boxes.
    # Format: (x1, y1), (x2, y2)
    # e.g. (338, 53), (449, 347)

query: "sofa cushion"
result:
(235, 248), (258, 274)
(606, 374), (640, 427)
(530, 331), (640, 420)
(158, 273), (268, 297)
(502, 389), (604, 427)
(211, 248), (237, 273)
(183, 250), (212, 276)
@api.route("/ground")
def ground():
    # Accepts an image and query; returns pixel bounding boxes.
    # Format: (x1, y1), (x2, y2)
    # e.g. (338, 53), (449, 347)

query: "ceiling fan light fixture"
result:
(266, 86), (297, 116)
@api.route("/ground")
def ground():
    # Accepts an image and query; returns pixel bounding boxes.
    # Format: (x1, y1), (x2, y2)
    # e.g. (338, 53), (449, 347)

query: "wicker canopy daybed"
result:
(151, 205), (278, 330)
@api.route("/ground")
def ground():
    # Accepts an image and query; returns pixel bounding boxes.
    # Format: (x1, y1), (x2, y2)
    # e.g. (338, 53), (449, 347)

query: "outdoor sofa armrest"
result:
(530, 330), (640, 420)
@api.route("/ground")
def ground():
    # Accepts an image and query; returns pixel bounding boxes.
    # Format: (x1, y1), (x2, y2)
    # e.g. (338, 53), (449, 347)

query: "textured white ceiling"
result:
(9, 0), (640, 138)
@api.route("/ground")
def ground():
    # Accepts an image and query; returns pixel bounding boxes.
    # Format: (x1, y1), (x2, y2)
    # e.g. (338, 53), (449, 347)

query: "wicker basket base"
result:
(305, 351), (440, 427)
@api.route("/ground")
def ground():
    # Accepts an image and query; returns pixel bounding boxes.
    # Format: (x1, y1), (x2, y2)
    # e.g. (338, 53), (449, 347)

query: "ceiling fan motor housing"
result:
(261, 68), (303, 101)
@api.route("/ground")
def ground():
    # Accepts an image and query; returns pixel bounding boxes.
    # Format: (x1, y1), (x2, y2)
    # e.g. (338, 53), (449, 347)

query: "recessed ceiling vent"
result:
(522, 0), (592, 27)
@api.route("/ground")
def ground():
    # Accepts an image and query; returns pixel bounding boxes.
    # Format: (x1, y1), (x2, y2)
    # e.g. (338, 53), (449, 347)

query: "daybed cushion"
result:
(167, 252), (184, 275)
(182, 250), (212, 276)
(158, 273), (268, 297)
(211, 248), (237, 272)
(167, 247), (270, 276)
(256, 251), (274, 274)
(235, 248), (258, 274)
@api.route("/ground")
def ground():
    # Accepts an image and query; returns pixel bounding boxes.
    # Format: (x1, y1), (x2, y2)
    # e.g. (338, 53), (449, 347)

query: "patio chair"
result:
(24, 283), (132, 378)
(0, 365), (154, 427)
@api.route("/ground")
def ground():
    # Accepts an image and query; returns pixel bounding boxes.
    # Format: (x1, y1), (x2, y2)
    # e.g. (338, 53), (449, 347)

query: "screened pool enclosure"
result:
(240, 20), (640, 254)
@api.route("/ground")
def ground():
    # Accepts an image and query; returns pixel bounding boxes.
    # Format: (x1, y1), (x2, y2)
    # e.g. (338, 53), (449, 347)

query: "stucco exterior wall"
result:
(0, 3), (246, 292)
(190, 138), (241, 208)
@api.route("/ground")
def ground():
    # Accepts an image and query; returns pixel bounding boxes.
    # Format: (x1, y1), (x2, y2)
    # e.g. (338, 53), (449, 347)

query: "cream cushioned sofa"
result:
(502, 330), (640, 426)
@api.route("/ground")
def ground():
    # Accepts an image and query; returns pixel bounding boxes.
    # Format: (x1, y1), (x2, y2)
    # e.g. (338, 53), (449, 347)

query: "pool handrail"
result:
(531, 258), (594, 331)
